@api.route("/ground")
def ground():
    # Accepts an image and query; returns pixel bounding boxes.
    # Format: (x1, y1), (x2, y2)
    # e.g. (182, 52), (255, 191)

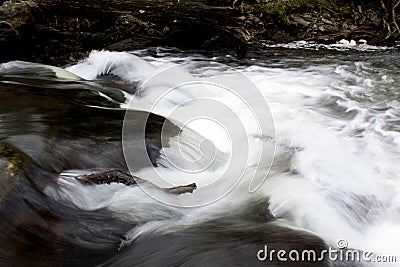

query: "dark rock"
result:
(291, 15), (310, 27)
(0, 0), (37, 62)
(106, 38), (152, 51)
(0, 144), (24, 206)
(0, 21), (22, 62)
(321, 18), (333, 25)
(323, 24), (338, 33)
(271, 30), (292, 43)
(0, 0), (37, 28)
(368, 10), (382, 27)
(349, 24), (357, 30)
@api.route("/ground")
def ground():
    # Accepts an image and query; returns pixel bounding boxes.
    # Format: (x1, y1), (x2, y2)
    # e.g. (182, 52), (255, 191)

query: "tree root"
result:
(381, 0), (400, 39)
(393, 0), (400, 36)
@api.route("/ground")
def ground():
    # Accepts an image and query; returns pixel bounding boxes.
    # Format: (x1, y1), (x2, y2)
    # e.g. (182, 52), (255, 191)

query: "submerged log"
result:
(77, 170), (138, 186)
(76, 170), (197, 195)
(165, 183), (197, 195)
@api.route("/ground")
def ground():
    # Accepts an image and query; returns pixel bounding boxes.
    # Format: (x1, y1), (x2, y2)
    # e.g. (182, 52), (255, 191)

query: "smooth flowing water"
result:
(0, 46), (399, 266)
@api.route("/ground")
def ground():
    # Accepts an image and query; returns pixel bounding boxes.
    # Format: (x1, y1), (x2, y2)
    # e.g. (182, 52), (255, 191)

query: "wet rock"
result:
(0, 21), (22, 61)
(291, 15), (310, 27)
(0, 0), (38, 62)
(0, 145), (24, 205)
(0, 0), (37, 28)
(368, 10), (382, 27)
(321, 18), (333, 25)
(107, 38), (144, 52)
(323, 24), (338, 33)
(271, 30), (292, 43)
(349, 24), (357, 30)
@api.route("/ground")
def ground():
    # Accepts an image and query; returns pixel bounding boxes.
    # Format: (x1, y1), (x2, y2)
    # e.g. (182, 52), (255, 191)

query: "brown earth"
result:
(0, 0), (399, 65)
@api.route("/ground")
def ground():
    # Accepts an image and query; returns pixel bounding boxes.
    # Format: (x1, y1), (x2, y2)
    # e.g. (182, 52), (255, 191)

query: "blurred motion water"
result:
(0, 46), (399, 266)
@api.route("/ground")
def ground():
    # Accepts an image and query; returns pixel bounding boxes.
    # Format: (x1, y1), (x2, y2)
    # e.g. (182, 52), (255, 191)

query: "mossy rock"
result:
(0, 144), (24, 206)
(0, 0), (38, 28)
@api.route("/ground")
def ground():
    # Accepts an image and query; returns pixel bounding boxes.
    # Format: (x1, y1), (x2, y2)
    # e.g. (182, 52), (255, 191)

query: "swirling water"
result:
(0, 47), (399, 266)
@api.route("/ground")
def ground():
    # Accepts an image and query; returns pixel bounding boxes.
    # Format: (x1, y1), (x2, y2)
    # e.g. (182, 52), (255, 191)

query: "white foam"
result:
(47, 51), (400, 262)
(66, 50), (157, 81)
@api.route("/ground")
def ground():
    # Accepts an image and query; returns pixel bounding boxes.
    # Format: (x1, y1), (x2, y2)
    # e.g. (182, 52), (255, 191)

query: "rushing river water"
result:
(0, 46), (399, 266)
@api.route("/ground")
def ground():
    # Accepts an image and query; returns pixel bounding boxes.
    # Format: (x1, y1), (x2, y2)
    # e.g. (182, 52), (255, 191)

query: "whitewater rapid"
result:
(44, 49), (400, 265)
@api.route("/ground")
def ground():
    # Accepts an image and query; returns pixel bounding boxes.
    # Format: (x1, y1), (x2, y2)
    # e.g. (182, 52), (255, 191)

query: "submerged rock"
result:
(0, 144), (24, 205)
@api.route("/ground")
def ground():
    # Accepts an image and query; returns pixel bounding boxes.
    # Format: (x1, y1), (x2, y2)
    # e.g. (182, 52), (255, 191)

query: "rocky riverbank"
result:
(0, 0), (399, 65)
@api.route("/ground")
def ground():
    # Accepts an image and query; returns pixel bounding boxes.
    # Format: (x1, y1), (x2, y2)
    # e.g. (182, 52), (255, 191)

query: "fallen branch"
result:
(75, 170), (197, 195)
(393, 0), (400, 35)
(381, 0), (400, 39)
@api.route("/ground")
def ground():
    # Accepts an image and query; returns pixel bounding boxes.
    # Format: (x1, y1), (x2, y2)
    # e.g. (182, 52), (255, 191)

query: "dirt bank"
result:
(0, 0), (399, 65)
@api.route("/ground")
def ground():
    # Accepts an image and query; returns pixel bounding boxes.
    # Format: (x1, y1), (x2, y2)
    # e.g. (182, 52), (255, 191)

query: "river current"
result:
(0, 46), (399, 266)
